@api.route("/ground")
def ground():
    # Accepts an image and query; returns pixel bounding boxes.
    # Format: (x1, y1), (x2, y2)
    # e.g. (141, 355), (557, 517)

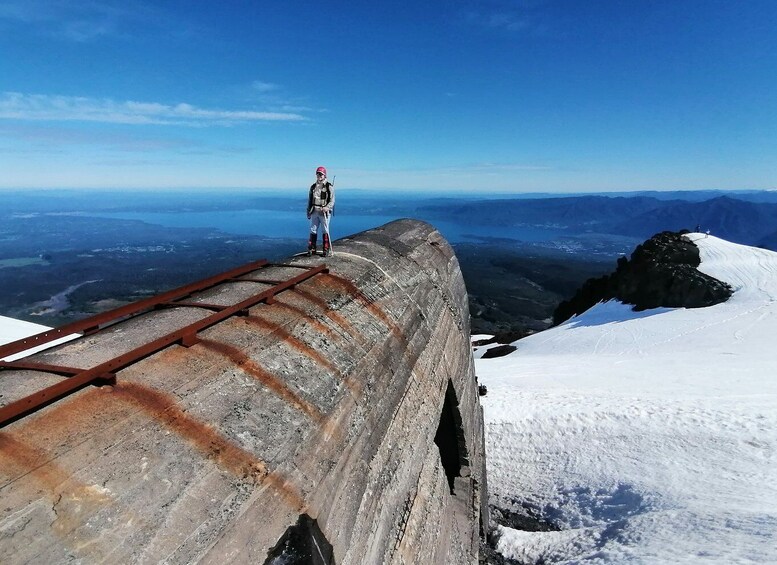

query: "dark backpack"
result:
(308, 180), (335, 216)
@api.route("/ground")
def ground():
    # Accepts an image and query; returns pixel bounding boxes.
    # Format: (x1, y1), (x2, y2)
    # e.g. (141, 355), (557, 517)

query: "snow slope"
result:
(476, 234), (777, 563)
(0, 315), (78, 361)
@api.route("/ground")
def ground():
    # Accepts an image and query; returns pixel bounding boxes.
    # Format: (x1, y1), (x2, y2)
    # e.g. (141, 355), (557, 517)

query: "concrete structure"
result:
(0, 219), (487, 564)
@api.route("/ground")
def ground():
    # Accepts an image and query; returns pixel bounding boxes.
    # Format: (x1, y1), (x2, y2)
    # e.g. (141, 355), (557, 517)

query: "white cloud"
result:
(482, 12), (530, 31)
(461, 8), (527, 31)
(0, 92), (307, 125)
(0, 1), (122, 38)
(459, 1), (551, 35)
(243, 81), (324, 115)
(0, 0), (191, 42)
(252, 81), (280, 93)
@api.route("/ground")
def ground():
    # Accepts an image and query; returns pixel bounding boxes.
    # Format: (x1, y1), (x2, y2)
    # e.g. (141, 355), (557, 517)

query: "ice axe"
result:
(330, 175), (336, 217)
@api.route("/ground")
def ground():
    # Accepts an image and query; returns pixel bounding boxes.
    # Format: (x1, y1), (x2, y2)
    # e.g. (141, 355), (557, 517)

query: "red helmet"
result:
(316, 166), (327, 177)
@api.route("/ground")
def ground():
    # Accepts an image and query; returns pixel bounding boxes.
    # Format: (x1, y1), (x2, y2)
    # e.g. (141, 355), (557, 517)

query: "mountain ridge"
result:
(421, 194), (777, 249)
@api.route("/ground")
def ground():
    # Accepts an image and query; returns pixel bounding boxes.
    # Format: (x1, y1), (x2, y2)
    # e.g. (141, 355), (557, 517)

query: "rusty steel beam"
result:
(0, 263), (328, 427)
(0, 361), (83, 376)
(231, 278), (283, 285)
(0, 259), (270, 360)
(159, 301), (230, 312)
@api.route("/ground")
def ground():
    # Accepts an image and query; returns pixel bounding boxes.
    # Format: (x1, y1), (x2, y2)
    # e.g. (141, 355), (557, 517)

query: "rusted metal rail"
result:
(0, 261), (328, 427)
(0, 259), (270, 360)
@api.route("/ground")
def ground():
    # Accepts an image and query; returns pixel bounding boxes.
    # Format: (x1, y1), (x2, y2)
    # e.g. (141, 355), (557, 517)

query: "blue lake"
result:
(93, 208), (566, 244)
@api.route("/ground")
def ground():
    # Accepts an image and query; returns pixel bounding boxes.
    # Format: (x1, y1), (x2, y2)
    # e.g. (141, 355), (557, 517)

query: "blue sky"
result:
(0, 0), (775, 193)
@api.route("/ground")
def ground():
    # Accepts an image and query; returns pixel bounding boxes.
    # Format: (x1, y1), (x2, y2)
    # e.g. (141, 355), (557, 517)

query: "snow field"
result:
(477, 235), (777, 563)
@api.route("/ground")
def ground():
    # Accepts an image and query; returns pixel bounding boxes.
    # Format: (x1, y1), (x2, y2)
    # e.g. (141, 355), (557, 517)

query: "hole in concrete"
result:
(434, 379), (468, 494)
(264, 514), (335, 565)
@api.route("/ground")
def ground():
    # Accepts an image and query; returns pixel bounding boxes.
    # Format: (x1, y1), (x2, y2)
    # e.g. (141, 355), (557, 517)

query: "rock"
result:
(554, 231), (733, 324)
(481, 345), (517, 359)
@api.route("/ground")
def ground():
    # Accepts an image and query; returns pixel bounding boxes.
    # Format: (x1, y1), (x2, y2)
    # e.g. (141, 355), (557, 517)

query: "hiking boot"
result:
(307, 233), (317, 257)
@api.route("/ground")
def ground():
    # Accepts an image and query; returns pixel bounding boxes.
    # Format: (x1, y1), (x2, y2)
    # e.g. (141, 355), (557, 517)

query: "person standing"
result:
(306, 166), (335, 256)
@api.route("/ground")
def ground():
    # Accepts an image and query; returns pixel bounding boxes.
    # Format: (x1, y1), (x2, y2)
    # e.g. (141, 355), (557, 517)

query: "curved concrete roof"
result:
(0, 219), (486, 564)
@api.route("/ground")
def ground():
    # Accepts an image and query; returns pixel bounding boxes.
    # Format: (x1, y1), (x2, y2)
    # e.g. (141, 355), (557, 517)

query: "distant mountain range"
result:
(420, 194), (777, 250)
(611, 196), (777, 244)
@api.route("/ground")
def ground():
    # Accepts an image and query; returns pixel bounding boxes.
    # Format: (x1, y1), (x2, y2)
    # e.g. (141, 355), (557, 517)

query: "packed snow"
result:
(0, 315), (78, 361)
(475, 234), (777, 563)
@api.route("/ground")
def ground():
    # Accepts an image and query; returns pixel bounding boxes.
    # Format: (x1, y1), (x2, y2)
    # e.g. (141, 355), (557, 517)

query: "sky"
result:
(475, 233), (777, 561)
(1, 0), (776, 193)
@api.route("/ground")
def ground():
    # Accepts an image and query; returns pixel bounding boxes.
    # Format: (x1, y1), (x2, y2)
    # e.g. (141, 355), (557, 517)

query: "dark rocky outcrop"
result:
(481, 345), (518, 359)
(553, 231), (734, 325)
